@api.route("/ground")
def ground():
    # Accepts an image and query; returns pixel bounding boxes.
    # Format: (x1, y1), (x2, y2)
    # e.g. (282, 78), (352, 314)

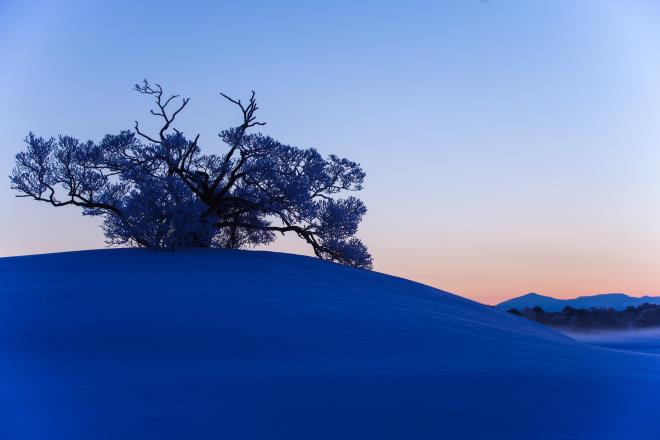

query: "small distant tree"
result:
(10, 80), (372, 268)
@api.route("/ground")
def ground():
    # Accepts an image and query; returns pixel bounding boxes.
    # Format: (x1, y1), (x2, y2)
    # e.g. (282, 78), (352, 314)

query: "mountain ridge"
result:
(497, 292), (660, 312)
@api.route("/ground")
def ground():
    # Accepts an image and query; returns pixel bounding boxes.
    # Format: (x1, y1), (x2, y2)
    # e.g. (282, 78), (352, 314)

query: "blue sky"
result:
(2, 0), (660, 303)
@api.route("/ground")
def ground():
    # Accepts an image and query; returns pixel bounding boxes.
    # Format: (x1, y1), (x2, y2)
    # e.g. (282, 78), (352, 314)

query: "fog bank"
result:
(563, 328), (660, 355)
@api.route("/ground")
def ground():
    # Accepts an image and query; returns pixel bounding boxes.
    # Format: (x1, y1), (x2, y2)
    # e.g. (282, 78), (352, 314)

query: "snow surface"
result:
(1, 249), (660, 439)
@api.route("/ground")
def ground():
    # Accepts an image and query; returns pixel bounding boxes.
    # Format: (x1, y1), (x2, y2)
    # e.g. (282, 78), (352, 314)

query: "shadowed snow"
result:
(1, 249), (659, 439)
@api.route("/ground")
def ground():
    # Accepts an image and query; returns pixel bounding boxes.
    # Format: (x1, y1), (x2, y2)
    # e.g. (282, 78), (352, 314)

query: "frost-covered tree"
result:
(10, 80), (372, 268)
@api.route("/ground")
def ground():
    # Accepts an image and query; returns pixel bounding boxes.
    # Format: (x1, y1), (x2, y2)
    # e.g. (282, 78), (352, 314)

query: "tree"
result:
(10, 80), (372, 269)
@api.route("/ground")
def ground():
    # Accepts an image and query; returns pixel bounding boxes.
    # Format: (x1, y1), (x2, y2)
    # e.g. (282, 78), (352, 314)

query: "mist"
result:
(563, 328), (660, 355)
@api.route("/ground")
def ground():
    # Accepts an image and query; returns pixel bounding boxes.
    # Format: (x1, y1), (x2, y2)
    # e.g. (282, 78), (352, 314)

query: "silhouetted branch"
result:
(134, 79), (191, 141)
(220, 90), (266, 130)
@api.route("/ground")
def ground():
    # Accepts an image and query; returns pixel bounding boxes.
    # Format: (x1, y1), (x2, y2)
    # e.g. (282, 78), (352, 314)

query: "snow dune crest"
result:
(1, 249), (659, 439)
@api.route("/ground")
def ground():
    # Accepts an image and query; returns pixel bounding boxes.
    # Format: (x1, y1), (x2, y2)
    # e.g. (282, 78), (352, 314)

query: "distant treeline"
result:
(507, 303), (660, 331)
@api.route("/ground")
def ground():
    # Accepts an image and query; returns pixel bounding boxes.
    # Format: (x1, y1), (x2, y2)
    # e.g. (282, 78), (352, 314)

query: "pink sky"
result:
(2, 1), (660, 305)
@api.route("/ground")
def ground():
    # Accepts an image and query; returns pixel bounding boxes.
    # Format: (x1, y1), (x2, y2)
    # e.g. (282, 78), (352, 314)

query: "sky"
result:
(2, 0), (660, 304)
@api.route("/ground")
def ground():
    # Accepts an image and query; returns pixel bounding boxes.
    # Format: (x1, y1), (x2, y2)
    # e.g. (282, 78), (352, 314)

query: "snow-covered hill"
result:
(1, 249), (659, 439)
(497, 292), (660, 312)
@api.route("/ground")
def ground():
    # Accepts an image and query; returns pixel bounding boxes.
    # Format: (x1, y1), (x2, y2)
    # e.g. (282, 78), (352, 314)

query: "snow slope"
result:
(1, 249), (659, 439)
(497, 292), (660, 312)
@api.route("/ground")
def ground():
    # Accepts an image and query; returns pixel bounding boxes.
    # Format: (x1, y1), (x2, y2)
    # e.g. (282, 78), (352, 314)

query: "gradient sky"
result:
(2, 0), (660, 304)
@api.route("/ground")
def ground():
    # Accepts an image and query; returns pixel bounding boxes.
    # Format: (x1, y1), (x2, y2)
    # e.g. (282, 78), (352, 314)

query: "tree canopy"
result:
(10, 81), (372, 269)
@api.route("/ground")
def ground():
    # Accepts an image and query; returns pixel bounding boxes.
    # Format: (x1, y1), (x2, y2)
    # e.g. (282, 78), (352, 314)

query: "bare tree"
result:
(10, 80), (372, 268)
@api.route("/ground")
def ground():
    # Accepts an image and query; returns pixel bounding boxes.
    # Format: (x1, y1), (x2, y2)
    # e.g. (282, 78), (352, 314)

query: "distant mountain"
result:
(496, 292), (660, 312)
